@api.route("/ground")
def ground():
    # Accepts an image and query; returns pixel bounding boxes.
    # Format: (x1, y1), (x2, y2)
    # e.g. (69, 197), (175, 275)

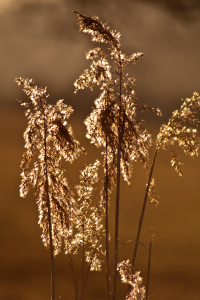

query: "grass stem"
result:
(43, 108), (55, 300)
(146, 239), (152, 300)
(105, 97), (111, 300)
(112, 61), (123, 300)
(131, 149), (158, 270)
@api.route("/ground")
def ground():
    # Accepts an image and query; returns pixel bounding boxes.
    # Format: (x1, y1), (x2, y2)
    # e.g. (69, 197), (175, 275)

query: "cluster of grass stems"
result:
(15, 11), (200, 300)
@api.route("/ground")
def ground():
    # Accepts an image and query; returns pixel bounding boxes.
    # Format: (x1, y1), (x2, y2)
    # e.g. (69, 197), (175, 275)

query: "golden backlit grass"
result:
(1, 106), (200, 300)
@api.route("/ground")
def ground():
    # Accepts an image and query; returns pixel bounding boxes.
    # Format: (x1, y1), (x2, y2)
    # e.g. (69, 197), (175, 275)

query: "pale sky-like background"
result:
(1, 0), (200, 117)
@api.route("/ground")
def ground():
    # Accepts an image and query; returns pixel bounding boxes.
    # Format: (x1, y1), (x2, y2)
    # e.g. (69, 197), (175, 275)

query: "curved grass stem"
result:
(131, 149), (158, 270)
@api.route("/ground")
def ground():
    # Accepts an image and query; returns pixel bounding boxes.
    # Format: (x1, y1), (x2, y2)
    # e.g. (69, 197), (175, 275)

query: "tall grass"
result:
(15, 12), (200, 300)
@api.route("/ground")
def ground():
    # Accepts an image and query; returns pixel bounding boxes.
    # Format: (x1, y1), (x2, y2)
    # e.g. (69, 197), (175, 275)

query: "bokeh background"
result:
(1, 0), (200, 299)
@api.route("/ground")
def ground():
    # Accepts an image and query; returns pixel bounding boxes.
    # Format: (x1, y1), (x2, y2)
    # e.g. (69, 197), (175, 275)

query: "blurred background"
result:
(0, 0), (200, 299)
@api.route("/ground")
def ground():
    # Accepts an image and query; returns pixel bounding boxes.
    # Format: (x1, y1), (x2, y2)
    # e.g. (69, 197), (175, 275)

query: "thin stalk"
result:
(131, 149), (158, 270)
(105, 97), (111, 300)
(112, 60), (123, 300)
(146, 239), (152, 300)
(82, 221), (85, 285)
(68, 254), (79, 300)
(79, 248), (97, 300)
(43, 107), (55, 300)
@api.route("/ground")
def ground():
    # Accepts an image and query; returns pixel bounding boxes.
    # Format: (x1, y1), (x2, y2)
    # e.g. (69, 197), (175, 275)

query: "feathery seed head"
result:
(15, 77), (85, 255)
(73, 11), (121, 48)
